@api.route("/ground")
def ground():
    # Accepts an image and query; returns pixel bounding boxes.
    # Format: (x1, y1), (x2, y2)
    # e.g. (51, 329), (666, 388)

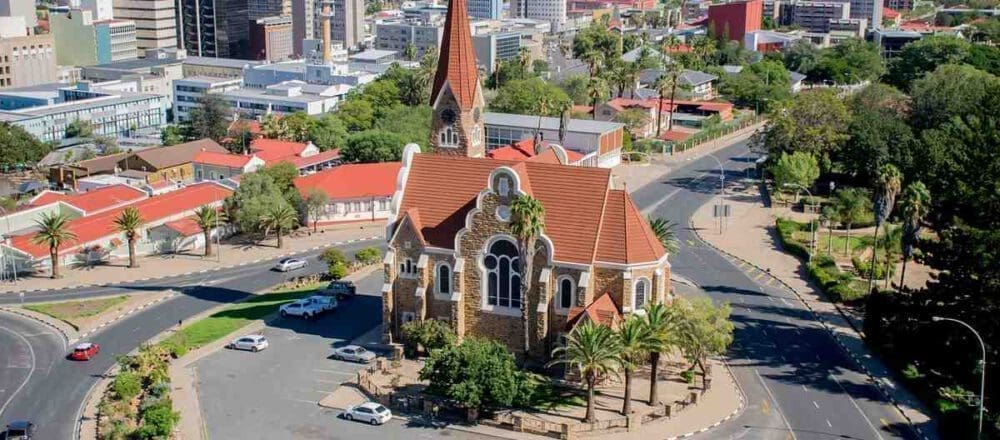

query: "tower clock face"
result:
(441, 109), (457, 124)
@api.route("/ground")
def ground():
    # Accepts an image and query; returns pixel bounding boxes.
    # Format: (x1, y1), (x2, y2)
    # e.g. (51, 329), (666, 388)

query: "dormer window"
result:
(439, 125), (459, 147)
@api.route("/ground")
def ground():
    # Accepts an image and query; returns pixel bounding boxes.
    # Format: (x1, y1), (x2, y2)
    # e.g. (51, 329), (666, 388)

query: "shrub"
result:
(851, 256), (894, 280)
(420, 338), (535, 410)
(136, 399), (179, 438)
(319, 247), (347, 266)
(807, 256), (864, 302)
(775, 218), (812, 260)
(328, 261), (348, 280)
(112, 371), (141, 401)
(401, 319), (456, 357)
(159, 339), (188, 359)
(354, 247), (382, 265)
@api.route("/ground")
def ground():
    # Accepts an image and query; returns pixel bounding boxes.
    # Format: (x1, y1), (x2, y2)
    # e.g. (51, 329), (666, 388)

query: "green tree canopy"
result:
(225, 171), (288, 234)
(717, 59), (792, 112)
(373, 104), (433, 150)
(888, 35), (972, 90)
(336, 99), (375, 131)
(758, 89), (850, 169)
(771, 151), (820, 191)
(341, 130), (408, 163)
(308, 113), (348, 151)
(182, 94), (230, 142)
(0, 122), (51, 168)
(420, 338), (534, 410)
(811, 38), (886, 84)
(559, 74), (591, 105)
(909, 63), (998, 129)
(490, 77), (572, 116)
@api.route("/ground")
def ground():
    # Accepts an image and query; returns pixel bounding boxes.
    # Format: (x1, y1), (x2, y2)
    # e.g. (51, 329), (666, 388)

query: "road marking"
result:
(754, 370), (798, 440)
(781, 298), (792, 307)
(827, 419), (833, 428)
(762, 399), (771, 415)
(765, 277), (775, 287)
(313, 369), (354, 375)
(829, 373), (886, 440)
(812, 401), (819, 409)
(640, 187), (682, 215)
(753, 272), (765, 281)
(0, 323), (36, 419)
(801, 385), (808, 392)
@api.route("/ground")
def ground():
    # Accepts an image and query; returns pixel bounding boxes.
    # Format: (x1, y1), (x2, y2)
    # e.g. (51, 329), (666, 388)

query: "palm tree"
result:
(259, 203), (298, 249)
(548, 321), (621, 423)
(820, 205), (839, 256)
(586, 76), (609, 120)
(642, 302), (677, 405)
(654, 60), (686, 137)
(533, 96), (552, 153)
(868, 164), (902, 292)
(581, 50), (605, 78)
(113, 207), (144, 268)
(662, 34), (681, 52)
(647, 217), (679, 254)
(832, 188), (868, 256)
(896, 181), (930, 292)
(510, 194), (545, 357)
(880, 225), (902, 289)
(403, 42), (417, 61)
(194, 206), (223, 257)
(31, 212), (77, 279)
(617, 315), (650, 415)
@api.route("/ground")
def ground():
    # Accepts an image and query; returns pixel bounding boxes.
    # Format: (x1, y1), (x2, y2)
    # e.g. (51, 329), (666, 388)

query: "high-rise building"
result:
(81, 0), (115, 21)
(249, 15), (293, 61)
(112, 0), (178, 53)
(291, 0), (314, 56)
(0, 0), (36, 31)
(468, 0), (501, 19)
(374, 20), (443, 58)
(179, 0), (250, 58)
(320, 0), (364, 51)
(707, 0), (763, 43)
(50, 9), (138, 66)
(511, 0), (567, 31)
(248, 0), (290, 20)
(0, 33), (58, 88)
(848, 0), (882, 29)
(787, 1), (850, 32)
(473, 32), (520, 75)
(428, 0), (485, 157)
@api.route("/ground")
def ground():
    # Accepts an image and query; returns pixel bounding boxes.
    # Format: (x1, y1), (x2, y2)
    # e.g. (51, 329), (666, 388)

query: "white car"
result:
(279, 300), (324, 319)
(331, 345), (377, 363)
(343, 402), (392, 425)
(227, 334), (269, 352)
(274, 258), (308, 272)
(305, 295), (337, 312)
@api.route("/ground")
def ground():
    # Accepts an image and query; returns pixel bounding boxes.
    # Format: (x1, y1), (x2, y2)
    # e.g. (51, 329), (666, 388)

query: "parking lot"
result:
(194, 272), (490, 440)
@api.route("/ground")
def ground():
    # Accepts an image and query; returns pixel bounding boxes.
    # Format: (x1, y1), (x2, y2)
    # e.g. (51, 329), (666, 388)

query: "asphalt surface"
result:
(0, 238), (381, 440)
(630, 141), (929, 440)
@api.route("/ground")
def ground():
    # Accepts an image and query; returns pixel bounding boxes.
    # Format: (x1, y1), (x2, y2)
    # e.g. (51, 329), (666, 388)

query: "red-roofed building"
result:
(4, 183), (233, 271)
(486, 140), (587, 165)
(193, 140), (341, 182)
(1, 185), (149, 238)
(292, 162), (402, 227)
(596, 97), (734, 137)
(883, 7), (901, 27)
(192, 151), (266, 181)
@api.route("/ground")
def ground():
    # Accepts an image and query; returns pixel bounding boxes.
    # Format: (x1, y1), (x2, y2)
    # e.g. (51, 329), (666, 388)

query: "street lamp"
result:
(783, 183), (817, 262)
(931, 316), (987, 439)
(704, 153), (726, 195)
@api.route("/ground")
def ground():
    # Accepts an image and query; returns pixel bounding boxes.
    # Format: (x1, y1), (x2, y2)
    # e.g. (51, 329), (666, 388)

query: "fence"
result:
(671, 115), (764, 152)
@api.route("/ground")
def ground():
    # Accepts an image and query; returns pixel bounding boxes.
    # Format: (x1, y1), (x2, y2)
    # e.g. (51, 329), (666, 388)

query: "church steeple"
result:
(428, 0), (486, 157)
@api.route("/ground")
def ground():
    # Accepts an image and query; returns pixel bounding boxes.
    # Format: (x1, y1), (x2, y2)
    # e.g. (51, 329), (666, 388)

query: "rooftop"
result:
(27, 184), (147, 214)
(184, 56), (263, 69)
(294, 162), (402, 199)
(484, 112), (624, 134)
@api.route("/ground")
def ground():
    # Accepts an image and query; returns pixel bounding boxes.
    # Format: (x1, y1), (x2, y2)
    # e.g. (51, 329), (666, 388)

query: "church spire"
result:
(428, 0), (486, 157)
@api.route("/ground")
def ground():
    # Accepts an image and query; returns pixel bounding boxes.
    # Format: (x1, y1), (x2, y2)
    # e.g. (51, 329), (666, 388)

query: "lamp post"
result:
(704, 153), (726, 195)
(931, 316), (987, 439)
(784, 183), (816, 262)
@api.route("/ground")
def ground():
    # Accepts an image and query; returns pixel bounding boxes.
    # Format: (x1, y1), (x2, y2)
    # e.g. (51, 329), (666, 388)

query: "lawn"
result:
(526, 374), (586, 411)
(24, 295), (130, 329)
(794, 229), (874, 258)
(159, 283), (322, 353)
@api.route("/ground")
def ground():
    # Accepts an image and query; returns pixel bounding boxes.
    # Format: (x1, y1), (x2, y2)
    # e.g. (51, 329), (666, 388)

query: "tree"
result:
(559, 74), (591, 105)
(869, 164), (902, 292)
(811, 38), (885, 84)
(510, 194), (545, 356)
(336, 99), (375, 131)
(359, 79), (402, 115)
(770, 152), (820, 195)
(614, 108), (650, 138)
(548, 322), (621, 422)
(759, 89), (850, 169)
(95, 136), (119, 155)
(281, 112), (314, 142)
(226, 171), (286, 235)
(888, 35), (971, 90)
(373, 105), (433, 150)
(304, 188), (330, 232)
(420, 338), (534, 411)
(395, 68), (431, 106)
(114, 207), (144, 269)
(490, 77), (571, 116)
(401, 319), (456, 357)
(964, 44), (1000, 76)
(654, 62), (683, 136)
(586, 76), (609, 119)
(319, 247), (347, 267)
(0, 122), (52, 169)
(160, 125), (185, 146)
(341, 130), (408, 163)
(831, 188), (870, 256)
(403, 42), (417, 61)
(717, 60), (792, 113)
(617, 315), (650, 415)
(839, 105), (914, 183)
(194, 206), (222, 257)
(783, 40), (821, 76)
(258, 202), (297, 249)
(647, 217), (679, 254)
(909, 64), (998, 129)
(31, 212), (77, 278)
(65, 119), (94, 138)
(673, 297), (734, 389)
(896, 181), (930, 292)
(308, 113), (348, 151)
(261, 113), (288, 140)
(182, 94), (230, 142)
(642, 302), (679, 404)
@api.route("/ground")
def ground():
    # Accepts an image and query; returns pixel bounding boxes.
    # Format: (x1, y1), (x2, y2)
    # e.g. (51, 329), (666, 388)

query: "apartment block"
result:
(0, 33), (58, 88)
(375, 20), (443, 58)
(468, 0), (501, 19)
(250, 16), (294, 61)
(788, 1), (850, 32)
(172, 76), (240, 121)
(848, 0), (882, 29)
(473, 32), (520, 74)
(112, 0), (178, 53)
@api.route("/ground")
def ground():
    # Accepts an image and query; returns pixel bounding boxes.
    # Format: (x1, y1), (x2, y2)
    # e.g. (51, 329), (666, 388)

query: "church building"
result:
(381, 0), (672, 358)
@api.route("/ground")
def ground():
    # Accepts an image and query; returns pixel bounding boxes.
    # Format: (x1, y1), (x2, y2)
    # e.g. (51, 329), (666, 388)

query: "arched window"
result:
(399, 258), (415, 276)
(633, 278), (650, 310)
(558, 277), (574, 310)
(484, 239), (521, 308)
(439, 125), (459, 146)
(437, 263), (451, 295)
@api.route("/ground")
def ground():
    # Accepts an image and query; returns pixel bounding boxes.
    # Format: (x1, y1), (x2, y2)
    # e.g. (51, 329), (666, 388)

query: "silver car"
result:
(331, 345), (377, 363)
(227, 334), (269, 352)
(274, 258), (308, 272)
(343, 402), (392, 425)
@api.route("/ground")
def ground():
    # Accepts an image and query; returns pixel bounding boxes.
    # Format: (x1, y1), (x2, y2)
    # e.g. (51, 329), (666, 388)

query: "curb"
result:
(665, 358), (747, 440)
(1, 235), (383, 298)
(0, 306), (77, 345)
(690, 212), (934, 440)
(77, 292), (178, 341)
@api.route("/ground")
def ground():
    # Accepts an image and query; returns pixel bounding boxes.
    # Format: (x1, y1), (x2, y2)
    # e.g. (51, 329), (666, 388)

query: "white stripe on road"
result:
(640, 188), (682, 215)
(829, 373), (886, 440)
(754, 370), (798, 440)
(0, 323), (36, 418)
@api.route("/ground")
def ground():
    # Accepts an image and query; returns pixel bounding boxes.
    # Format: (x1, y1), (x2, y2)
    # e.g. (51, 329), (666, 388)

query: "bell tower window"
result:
(439, 125), (459, 147)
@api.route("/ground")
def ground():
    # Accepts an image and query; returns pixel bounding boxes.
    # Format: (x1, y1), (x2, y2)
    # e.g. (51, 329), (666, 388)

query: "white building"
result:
(223, 81), (350, 117)
(511, 0), (566, 31)
(81, 0), (114, 21)
(0, 0), (36, 30)
(172, 76), (241, 121)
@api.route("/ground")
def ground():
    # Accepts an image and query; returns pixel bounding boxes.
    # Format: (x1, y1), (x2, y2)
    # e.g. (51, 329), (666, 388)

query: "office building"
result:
(763, 0), (780, 20)
(179, 0), (250, 58)
(0, 0), (36, 30)
(172, 76), (240, 121)
(375, 20), (443, 58)
(50, 10), (138, 67)
(175, 76), (350, 118)
(249, 0), (290, 19)
(0, 16), (27, 37)
(82, 51), (185, 102)
(473, 32), (520, 74)
(112, 0), (178, 53)
(319, 0), (364, 50)
(249, 16), (294, 61)
(788, 1), (850, 32)
(511, 0), (567, 31)
(707, 0), (763, 43)
(291, 0), (315, 56)
(182, 56), (260, 78)
(886, 0), (912, 10)
(743, 29), (803, 51)
(468, 0), (501, 19)
(828, 17), (867, 37)
(0, 33), (59, 88)
(848, 0), (882, 29)
(80, 0), (114, 21)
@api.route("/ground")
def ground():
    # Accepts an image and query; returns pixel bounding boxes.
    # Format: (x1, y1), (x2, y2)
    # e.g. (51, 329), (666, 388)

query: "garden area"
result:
(97, 345), (179, 439)
(24, 295), (129, 330)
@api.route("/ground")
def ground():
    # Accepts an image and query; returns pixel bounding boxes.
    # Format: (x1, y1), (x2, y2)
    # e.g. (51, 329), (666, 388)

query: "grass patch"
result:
(25, 295), (130, 328)
(525, 374), (586, 411)
(158, 283), (321, 354)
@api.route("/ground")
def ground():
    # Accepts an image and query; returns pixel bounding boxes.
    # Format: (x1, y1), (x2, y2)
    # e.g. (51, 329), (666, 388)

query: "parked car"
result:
(320, 280), (356, 299)
(279, 300), (324, 319)
(343, 402), (392, 425)
(4, 420), (35, 439)
(331, 345), (376, 363)
(68, 342), (100, 361)
(274, 258), (308, 272)
(226, 334), (269, 352)
(305, 295), (337, 312)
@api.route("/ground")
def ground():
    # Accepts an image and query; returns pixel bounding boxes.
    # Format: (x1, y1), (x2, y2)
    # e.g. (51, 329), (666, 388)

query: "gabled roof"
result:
(133, 139), (227, 169)
(293, 162), (402, 200)
(639, 69), (717, 87)
(27, 184), (147, 214)
(289, 149), (341, 169)
(566, 293), (623, 329)
(595, 190), (666, 264)
(487, 140), (585, 165)
(163, 217), (202, 237)
(193, 151), (257, 168)
(250, 139), (308, 163)
(430, 0), (479, 108)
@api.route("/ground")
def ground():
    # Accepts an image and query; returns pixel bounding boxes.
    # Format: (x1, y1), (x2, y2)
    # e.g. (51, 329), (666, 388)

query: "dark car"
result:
(320, 280), (356, 300)
(4, 420), (35, 439)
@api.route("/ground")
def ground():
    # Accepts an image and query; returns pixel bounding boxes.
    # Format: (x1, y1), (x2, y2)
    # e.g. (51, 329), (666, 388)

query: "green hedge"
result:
(778, 219), (865, 302)
(851, 256), (894, 280)
(775, 218), (812, 260)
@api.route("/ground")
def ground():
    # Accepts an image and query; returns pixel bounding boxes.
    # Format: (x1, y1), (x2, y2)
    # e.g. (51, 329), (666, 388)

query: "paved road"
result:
(630, 142), (927, 440)
(0, 238), (381, 440)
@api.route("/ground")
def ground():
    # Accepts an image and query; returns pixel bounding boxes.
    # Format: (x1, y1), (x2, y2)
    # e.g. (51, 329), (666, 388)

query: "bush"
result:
(159, 339), (188, 359)
(806, 255), (864, 302)
(319, 247), (347, 266)
(136, 399), (179, 438)
(420, 338), (535, 410)
(775, 218), (812, 260)
(401, 319), (456, 357)
(328, 261), (348, 280)
(112, 371), (142, 401)
(355, 247), (382, 265)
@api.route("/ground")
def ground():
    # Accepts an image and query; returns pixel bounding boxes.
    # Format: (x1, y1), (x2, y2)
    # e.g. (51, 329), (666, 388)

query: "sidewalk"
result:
(0, 223), (383, 295)
(690, 183), (938, 439)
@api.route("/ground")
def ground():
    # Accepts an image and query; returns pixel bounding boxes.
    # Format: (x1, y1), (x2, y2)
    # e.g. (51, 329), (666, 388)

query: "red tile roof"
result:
(567, 293), (623, 329)
(883, 7), (900, 18)
(289, 149), (341, 169)
(664, 44), (693, 53)
(250, 139), (309, 163)
(229, 119), (263, 136)
(396, 154), (665, 265)
(193, 151), (256, 168)
(605, 97), (734, 114)
(293, 162), (402, 200)
(10, 183), (233, 259)
(430, 0), (480, 108)
(487, 140), (585, 164)
(28, 185), (147, 214)
(164, 217), (203, 237)
(659, 130), (693, 142)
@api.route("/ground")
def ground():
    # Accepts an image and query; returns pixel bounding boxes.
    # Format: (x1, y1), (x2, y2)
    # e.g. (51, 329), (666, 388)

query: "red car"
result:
(69, 342), (100, 361)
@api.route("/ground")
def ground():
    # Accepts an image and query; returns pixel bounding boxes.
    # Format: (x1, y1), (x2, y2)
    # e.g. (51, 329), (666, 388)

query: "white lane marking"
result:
(754, 370), (798, 440)
(827, 419), (833, 428)
(801, 385), (808, 392)
(640, 188), (682, 215)
(812, 401), (820, 409)
(829, 373), (887, 440)
(0, 323), (37, 418)
(781, 298), (792, 306)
